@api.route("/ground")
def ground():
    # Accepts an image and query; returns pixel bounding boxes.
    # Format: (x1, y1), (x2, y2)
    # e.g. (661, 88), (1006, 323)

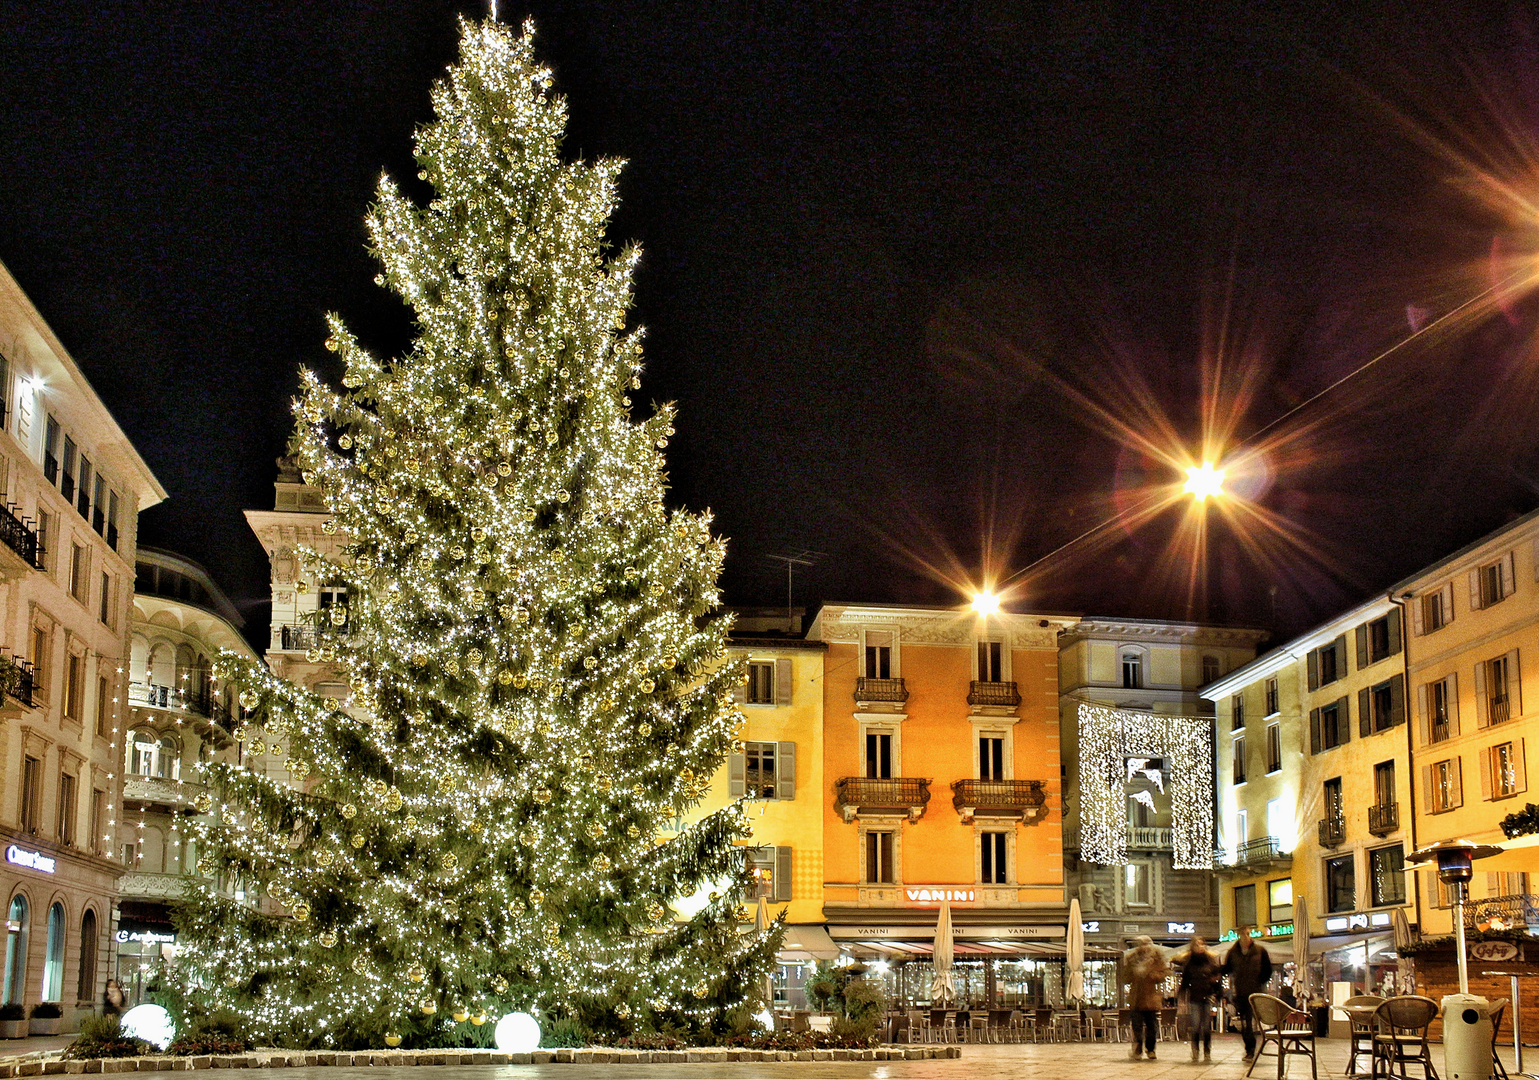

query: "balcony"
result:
(1465, 893), (1539, 931)
(951, 779), (1048, 824)
(1216, 836), (1290, 873)
(1368, 802), (1399, 836)
(1490, 697), (1512, 725)
(1318, 816), (1346, 848)
(967, 681), (1020, 709)
(0, 655), (36, 710)
(0, 503), (41, 577)
(854, 677), (908, 706)
(128, 682), (232, 731)
(273, 624), (325, 653)
(1127, 825), (1173, 850)
(835, 777), (930, 824)
(122, 774), (207, 812)
(116, 871), (189, 900)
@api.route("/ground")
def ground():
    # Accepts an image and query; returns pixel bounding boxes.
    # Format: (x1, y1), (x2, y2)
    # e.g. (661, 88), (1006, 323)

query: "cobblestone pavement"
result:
(120, 1035), (1523, 1080)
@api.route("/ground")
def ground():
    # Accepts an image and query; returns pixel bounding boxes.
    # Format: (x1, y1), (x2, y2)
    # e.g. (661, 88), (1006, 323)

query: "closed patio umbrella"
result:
(1391, 906), (1416, 992)
(1293, 894), (1312, 1003)
(931, 899), (956, 1005)
(1067, 897), (1086, 1005)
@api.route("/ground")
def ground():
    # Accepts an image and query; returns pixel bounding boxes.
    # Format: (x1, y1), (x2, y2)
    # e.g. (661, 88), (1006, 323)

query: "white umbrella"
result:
(1067, 897), (1086, 1005)
(1391, 906), (1416, 993)
(930, 899), (956, 1005)
(1293, 894), (1312, 1003)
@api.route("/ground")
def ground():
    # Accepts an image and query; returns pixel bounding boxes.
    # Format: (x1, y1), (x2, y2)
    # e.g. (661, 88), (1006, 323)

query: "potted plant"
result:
(0, 1003), (26, 1039)
(29, 1002), (62, 1036)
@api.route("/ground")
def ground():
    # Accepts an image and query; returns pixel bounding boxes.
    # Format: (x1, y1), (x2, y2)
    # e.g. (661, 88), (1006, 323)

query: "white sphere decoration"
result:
(494, 1012), (540, 1054)
(121, 1003), (175, 1050)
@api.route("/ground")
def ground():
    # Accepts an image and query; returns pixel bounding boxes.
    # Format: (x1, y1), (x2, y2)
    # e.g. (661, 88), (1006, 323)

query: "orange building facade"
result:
(808, 603), (1078, 1008)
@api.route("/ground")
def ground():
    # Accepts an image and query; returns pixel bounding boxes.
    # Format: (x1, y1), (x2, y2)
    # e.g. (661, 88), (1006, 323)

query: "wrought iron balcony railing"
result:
(1465, 893), (1539, 930)
(0, 503), (41, 570)
(1318, 816), (1346, 848)
(1368, 802), (1399, 836)
(0, 655), (35, 709)
(129, 682), (225, 726)
(950, 779), (1048, 823)
(1218, 836), (1288, 870)
(835, 777), (931, 823)
(854, 677), (908, 704)
(967, 681), (1021, 708)
(273, 624), (349, 652)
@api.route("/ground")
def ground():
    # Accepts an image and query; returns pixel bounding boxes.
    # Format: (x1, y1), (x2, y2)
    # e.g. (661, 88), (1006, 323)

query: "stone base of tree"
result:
(0, 1046), (963, 1073)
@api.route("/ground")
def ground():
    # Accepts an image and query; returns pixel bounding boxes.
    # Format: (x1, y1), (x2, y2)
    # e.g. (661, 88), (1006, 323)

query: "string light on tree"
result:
(171, 15), (779, 1049)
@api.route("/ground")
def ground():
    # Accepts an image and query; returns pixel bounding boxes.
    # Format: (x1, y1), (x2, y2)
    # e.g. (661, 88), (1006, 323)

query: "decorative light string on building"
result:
(1076, 704), (1214, 870)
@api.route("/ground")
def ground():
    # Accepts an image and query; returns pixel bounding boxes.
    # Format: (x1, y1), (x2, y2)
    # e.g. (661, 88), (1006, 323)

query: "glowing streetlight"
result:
(970, 591), (1000, 616)
(1183, 462), (1225, 502)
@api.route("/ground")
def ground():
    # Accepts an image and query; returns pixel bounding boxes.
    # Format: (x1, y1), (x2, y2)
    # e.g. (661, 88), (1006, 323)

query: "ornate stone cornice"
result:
(813, 605), (1072, 650)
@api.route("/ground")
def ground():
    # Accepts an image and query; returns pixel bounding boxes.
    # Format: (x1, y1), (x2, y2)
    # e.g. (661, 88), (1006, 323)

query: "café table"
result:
(1482, 969), (1539, 1079)
(1337, 1003), (1384, 1078)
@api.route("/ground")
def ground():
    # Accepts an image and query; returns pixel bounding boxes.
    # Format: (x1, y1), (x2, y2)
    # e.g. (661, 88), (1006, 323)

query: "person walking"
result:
(103, 978), (125, 1017)
(1178, 936), (1222, 1063)
(1222, 925), (1274, 1063)
(1125, 934), (1170, 1061)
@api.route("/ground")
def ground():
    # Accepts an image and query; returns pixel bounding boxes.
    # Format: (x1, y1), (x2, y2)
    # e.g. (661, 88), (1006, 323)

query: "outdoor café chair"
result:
(1343, 995), (1386, 1078)
(1371, 995), (1440, 1080)
(1248, 993), (1317, 1079)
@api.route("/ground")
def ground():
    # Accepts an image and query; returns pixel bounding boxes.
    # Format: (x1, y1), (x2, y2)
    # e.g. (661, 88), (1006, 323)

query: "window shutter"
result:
(1387, 608), (1402, 655)
(1471, 569), (1483, 611)
(1509, 649), (1522, 715)
(1476, 662), (1489, 728)
(1448, 673), (1461, 736)
(1443, 582), (1456, 621)
(1310, 708), (1321, 754)
(1451, 759), (1464, 808)
(1411, 597), (1424, 636)
(1390, 673), (1406, 727)
(1355, 625), (1369, 670)
(1416, 684), (1430, 746)
(1481, 749), (1493, 800)
(733, 675), (747, 705)
(774, 658), (792, 705)
(1422, 764), (1435, 812)
(776, 741), (796, 800)
(1358, 688), (1371, 738)
(1334, 636), (1348, 676)
(728, 752), (746, 798)
(1503, 551), (1517, 598)
(1338, 696), (1352, 742)
(1517, 739), (1529, 795)
(775, 846), (793, 902)
(1307, 650), (1320, 691)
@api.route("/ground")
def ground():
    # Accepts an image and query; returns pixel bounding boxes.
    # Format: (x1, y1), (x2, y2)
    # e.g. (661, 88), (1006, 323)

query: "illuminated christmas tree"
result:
(174, 15), (774, 1049)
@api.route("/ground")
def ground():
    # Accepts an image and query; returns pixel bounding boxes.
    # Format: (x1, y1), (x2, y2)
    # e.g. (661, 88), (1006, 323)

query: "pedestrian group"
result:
(1123, 925), (1277, 1064)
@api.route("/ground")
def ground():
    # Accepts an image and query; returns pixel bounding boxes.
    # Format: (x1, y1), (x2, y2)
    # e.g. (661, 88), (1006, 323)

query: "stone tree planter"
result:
(28, 1004), (62, 1036)
(0, 1019), (25, 1039)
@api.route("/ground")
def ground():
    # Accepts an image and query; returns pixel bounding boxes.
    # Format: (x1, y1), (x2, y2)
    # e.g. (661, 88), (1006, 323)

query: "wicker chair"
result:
(1343, 995), (1387, 1078)
(1371, 995), (1440, 1080)
(1247, 993), (1317, 1079)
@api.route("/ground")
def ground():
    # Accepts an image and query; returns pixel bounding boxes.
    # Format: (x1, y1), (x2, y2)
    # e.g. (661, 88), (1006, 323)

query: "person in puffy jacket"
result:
(1178, 937), (1222, 1063)
(1222, 926), (1275, 1062)
(1124, 935), (1170, 1060)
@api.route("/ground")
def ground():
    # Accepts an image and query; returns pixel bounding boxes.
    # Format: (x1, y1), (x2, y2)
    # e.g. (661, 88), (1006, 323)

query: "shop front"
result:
(112, 903), (177, 1007)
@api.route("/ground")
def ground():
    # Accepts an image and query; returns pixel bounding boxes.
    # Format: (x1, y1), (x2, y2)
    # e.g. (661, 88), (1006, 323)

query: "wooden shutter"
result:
(774, 658), (792, 705)
(1358, 688), (1372, 738)
(1442, 582), (1456, 622)
(732, 672), (747, 705)
(1422, 764), (1435, 812)
(1481, 748), (1493, 800)
(776, 741), (796, 800)
(1416, 684), (1430, 746)
(1451, 758), (1464, 808)
(1310, 708), (1321, 754)
(1447, 673), (1461, 736)
(1389, 674), (1406, 727)
(1471, 569), (1483, 611)
(1476, 662), (1489, 728)
(775, 846), (793, 902)
(1503, 552), (1517, 599)
(1307, 650), (1320, 691)
(728, 752), (746, 797)
(1517, 739), (1529, 795)
(1412, 596), (1425, 636)
(1335, 636), (1348, 676)
(1338, 696), (1352, 743)
(1355, 625), (1370, 670)
(1387, 608), (1402, 655)
(1508, 649), (1522, 715)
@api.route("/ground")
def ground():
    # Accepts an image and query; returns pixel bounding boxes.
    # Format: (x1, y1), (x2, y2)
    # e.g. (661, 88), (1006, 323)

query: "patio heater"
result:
(1406, 839), (1502, 994)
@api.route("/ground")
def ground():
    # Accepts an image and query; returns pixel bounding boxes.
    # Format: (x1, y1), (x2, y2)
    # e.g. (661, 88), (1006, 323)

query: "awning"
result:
(1304, 932), (1395, 959)
(1467, 833), (1539, 873)
(840, 939), (1119, 960)
(779, 924), (839, 960)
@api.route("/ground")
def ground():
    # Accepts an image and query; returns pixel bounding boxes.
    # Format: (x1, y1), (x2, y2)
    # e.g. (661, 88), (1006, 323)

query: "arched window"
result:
(76, 909), (97, 1005)
(3, 895), (29, 1003)
(128, 730), (159, 776)
(1121, 649), (1144, 690)
(1202, 655), (1221, 684)
(40, 902), (63, 1002)
(156, 735), (180, 780)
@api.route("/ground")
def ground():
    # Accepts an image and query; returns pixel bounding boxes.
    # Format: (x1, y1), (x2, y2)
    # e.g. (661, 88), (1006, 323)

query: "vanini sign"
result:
(904, 888), (975, 904)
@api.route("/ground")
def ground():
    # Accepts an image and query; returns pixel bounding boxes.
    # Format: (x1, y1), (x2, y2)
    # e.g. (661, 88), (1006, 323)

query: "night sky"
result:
(5, 1), (1539, 650)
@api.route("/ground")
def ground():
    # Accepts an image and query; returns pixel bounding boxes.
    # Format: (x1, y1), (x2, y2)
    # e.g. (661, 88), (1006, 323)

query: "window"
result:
(1357, 611), (1401, 667)
(981, 832), (1008, 884)
(76, 910), (97, 1004)
(864, 631), (892, 678)
(746, 847), (776, 899)
(1121, 650), (1142, 689)
(1267, 798), (1287, 844)
(1232, 737), (1247, 784)
(56, 772), (75, 845)
(1428, 758), (1463, 813)
(31, 626), (48, 694)
(1203, 655), (1221, 683)
(1420, 585), (1453, 633)
(1370, 846), (1407, 907)
(744, 741), (777, 799)
(1311, 699), (1348, 752)
(979, 735), (1005, 780)
(39, 903), (63, 1004)
(92, 474), (105, 534)
(1488, 871), (1530, 898)
(1478, 652), (1521, 727)
(1485, 741), (1526, 800)
(1474, 553), (1516, 609)
(1374, 761), (1396, 807)
(318, 583), (348, 630)
(43, 414), (60, 484)
(1234, 883), (1257, 927)
(1360, 675), (1405, 735)
(95, 676), (111, 738)
(979, 640), (1004, 682)
(106, 491), (119, 551)
(1324, 777), (1344, 822)
(1325, 854), (1356, 913)
(1269, 879), (1294, 923)
(20, 755), (41, 833)
(865, 731), (892, 779)
(35, 510), (51, 573)
(1266, 723), (1281, 773)
(1426, 676), (1456, 744)
(1309, 636), (1346, 688)
(76, 457), (92, 521)
(1266, 678), (1279, 716)
(99, 572), (113, 626)
(63, 653), (83, 722)
(68, 543), (87, 603)
(129, 730), (162, 777)
(2, 895), (28, 1004)
(746, 661), (774, 705)
(1125, 863), (1152, 906)
(1231, 693), (1245, 731)
(59, 437), (76, 503)
(865, 830), (894, 884)
(90, 790), (105, 857)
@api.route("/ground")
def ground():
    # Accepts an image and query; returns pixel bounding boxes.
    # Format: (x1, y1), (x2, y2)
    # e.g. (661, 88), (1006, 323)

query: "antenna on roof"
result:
(765, 550), (826, 634)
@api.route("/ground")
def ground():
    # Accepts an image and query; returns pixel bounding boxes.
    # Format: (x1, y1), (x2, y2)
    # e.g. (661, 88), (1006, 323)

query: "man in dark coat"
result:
(1222, 926), (1274, 1061)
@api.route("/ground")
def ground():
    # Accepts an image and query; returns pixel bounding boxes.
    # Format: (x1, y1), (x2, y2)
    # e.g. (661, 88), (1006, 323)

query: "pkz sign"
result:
(6, 845), (55, 874)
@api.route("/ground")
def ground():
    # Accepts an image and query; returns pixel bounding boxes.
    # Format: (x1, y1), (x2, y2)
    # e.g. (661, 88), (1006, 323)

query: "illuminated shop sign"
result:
(1168, 922), (1196, 935)
(1219, 922), (1293, 942)
(6, 845), (55, 874)
(904, 889), (975, 904)
(1323, 913), (1393, 933)
(116, 929), (175, 946)
(1081, 921), (1100, 933)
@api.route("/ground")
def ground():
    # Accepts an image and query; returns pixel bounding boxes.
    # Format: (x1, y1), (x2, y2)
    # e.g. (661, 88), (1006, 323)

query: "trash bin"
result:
(1442, 993), (1494, 1080)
